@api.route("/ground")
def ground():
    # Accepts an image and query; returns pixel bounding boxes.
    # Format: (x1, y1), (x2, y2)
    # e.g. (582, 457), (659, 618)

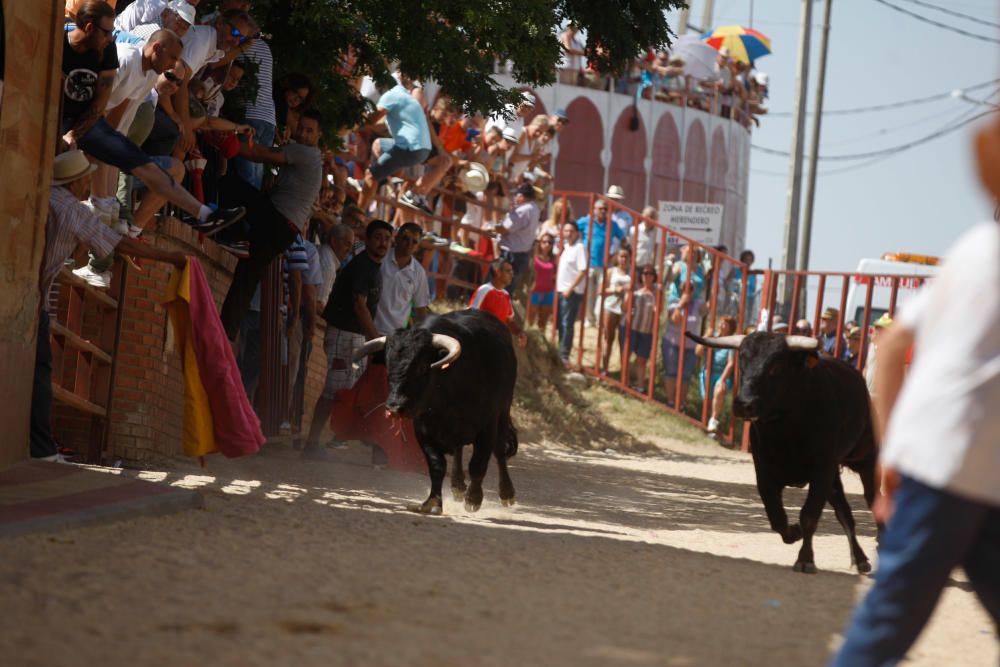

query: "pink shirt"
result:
(532, 256), (556, 293)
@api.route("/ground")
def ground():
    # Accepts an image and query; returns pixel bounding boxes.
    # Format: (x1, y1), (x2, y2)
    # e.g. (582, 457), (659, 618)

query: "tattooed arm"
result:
(63, 69), (116, 146)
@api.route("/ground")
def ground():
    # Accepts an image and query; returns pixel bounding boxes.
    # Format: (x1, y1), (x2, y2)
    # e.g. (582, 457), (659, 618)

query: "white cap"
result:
(521, 91), (536, 107)
(169, 0), (196, 26)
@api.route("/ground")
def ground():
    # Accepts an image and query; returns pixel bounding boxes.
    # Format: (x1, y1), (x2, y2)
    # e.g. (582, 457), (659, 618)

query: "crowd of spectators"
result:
(555, 23), (770, 128)
(35, 0), (781, 463)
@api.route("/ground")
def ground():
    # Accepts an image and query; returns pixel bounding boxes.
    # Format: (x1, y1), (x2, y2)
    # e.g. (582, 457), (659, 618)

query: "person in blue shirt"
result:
(576, 199), (624, 326)
(359, 83), (431, 209)
(696, 315), (737, 435)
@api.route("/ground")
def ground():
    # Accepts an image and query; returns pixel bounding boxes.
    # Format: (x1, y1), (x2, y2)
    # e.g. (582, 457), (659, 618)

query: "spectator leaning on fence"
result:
(626, 265), (658, 391)
(61, 2), (245, 240)
(494, 182), (541, 298)
(219, 108), (325, 339)
(33, 151), (185, 461)
(374, 223), (431, 337)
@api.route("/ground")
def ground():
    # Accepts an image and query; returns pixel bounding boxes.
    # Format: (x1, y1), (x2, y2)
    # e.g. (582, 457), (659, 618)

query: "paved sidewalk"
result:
(0, 460), (203, 538)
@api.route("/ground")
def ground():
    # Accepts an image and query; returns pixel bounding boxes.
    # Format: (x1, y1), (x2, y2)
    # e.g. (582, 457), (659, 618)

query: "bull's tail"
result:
(502, 413), (519, 459)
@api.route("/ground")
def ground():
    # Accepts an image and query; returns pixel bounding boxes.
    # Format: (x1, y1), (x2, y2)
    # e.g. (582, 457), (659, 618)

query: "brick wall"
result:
(52, 217), (329, 463)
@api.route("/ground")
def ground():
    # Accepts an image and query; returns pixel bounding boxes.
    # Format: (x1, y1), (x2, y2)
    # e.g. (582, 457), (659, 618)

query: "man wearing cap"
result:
(819, 307), (845, 359)
(31, 151), (186, 461)
(863, 314), (893, 397)
(125, 1), (196, 41)
(494, 182), (541, 298)
(605, 185), (633, 255)
(115, 0), (200, 34)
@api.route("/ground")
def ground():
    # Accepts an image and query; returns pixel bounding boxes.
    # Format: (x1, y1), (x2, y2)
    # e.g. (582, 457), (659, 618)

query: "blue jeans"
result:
(557, 292), (582, 362)
(831, 475), (1000, 666)
(510, 251), (531, 295)
(234, 119), (276, 190)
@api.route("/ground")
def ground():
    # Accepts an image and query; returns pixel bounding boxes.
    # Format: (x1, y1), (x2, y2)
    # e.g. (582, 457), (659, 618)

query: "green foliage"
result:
(235, 0), (683, 130)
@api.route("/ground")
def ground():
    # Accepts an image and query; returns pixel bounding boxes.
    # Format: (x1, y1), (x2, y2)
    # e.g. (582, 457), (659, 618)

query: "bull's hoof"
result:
(782, 524), (803, 544)
(464, 486), (483, 512)
(451, 487), (466, 502)
(793, 561), (818, 574)
(500, 495), (516, 507)
(464, 499), (482, 512)
(406, 498), (443, 516)
(856, 560), (872, 574)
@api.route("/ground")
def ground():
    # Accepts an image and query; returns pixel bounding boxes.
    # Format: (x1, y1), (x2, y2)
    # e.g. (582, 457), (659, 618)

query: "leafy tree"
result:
(213, 0), (683, 130)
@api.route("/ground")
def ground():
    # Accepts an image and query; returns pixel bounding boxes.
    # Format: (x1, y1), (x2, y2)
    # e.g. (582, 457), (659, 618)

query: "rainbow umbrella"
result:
(701, 26), (772, 65)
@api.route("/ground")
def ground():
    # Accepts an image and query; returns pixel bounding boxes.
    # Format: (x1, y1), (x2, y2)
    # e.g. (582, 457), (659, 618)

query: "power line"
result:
(871, 0), (1000, 44)
(768, 79), (1000, 117)
(895, 0), (1000, 29)
(752, 108), (997, 161)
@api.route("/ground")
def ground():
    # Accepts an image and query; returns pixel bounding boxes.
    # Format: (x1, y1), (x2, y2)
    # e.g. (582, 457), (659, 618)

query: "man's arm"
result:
(116, 236), (186, 267)
(237, 141), (289, 165)
(65, 70), (116, 144)
(353, 293), (379, 340)
(173, 62), (195, 152)
(872, 324), (915, 442)
(301, 284), (318, 337)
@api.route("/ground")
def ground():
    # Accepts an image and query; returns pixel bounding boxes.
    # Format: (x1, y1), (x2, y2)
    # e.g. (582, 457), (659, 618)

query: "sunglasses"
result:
(94, 23), (114, 37)
(226, 23), (254, 44)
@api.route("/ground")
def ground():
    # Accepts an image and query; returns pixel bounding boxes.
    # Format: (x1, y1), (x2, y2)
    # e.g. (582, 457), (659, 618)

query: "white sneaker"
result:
(707, 417), (720, 433)
(72, 264), (111, 288)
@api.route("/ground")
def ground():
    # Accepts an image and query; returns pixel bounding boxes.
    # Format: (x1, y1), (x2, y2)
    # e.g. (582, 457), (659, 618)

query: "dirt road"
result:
(1, 425), (995, 666)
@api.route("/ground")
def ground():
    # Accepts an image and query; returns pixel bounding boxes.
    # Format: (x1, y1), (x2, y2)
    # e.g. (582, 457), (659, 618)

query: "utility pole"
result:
(701, 0), (716, 32)
(799, 0), (833, 273)
(779, 0), (813, 307)
(677, 5), (690, 35)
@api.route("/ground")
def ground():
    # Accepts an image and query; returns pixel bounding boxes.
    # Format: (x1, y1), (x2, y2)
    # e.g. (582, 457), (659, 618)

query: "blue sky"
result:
(667, 0), (1000, 272)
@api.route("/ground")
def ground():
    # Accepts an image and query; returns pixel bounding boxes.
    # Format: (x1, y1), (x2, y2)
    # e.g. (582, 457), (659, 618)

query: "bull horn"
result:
(352, 336), (387, 361)
(785, 335), (819, 351)
(685, 332), (745, 349)
(430, 334), (461, 369)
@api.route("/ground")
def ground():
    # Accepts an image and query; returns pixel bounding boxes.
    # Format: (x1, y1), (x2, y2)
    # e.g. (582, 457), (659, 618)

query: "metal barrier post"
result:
(575, 193), (596, 369)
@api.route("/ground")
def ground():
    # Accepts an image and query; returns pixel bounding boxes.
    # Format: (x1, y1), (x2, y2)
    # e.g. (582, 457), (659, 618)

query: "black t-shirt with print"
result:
(322, 251), (382, 334)
(62, 32), (119, 126)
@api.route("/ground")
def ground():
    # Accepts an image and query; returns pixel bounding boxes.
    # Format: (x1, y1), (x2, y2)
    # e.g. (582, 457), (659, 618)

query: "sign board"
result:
(658, 201), (724, 246)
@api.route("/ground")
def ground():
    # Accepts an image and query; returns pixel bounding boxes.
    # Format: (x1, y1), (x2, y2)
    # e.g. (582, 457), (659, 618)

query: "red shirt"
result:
(469, 283), (513, 323)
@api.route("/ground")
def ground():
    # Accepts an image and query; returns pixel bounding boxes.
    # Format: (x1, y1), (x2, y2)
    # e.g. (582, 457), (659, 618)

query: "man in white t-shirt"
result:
(555, 220), (588, 363)
(832, 120), (1000, 666)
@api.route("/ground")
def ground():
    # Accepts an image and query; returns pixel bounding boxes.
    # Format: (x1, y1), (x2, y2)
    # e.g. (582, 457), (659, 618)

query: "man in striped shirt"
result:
(32, 151), (185, 461)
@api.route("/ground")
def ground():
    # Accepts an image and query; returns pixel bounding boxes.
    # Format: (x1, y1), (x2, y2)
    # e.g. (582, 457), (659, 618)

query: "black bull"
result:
(355, 310), (518, 515)
(687, 331), (881, 574)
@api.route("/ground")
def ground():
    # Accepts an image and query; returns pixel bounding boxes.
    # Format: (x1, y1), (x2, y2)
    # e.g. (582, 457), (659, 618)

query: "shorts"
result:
(662, 338), (698, 382)
(321, 326), (367, 399)
(531, 291), (554, 307)
(369, 138), (430, 184)
(76, 117), (154, 173)
(629, 331), (653, 359)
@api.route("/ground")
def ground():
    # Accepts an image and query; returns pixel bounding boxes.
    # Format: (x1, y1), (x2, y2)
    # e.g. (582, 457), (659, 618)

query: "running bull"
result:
(686, 331), (880, 574)
(354, 309), (518, 515)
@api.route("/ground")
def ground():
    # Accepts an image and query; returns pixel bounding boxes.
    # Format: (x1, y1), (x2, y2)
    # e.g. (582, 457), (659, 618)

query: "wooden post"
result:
(0, 0), (65, 468)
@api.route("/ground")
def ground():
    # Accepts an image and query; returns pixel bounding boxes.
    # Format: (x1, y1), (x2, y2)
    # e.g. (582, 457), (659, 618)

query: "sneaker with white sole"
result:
(72, 264), (111, 288)
(399, 191), (433, 215)
(190, 206), (246, 236)
(707, 416), (720, 433)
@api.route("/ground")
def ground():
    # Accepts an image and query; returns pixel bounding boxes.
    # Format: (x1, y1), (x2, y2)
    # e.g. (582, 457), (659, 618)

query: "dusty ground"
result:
(1, 386), (995, 667)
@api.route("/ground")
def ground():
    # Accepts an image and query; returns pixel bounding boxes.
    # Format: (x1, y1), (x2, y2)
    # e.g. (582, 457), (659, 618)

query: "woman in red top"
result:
(529, 233), (556, 329)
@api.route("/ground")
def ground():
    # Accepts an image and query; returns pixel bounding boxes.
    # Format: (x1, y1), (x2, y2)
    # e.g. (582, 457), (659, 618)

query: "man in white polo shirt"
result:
(374, 222), (431, 334)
